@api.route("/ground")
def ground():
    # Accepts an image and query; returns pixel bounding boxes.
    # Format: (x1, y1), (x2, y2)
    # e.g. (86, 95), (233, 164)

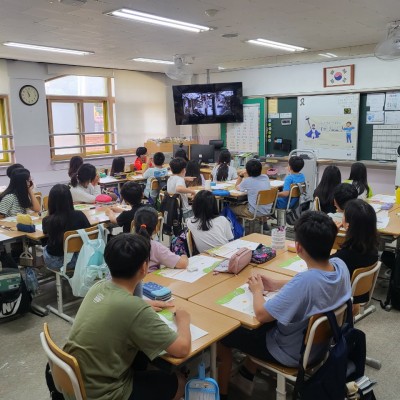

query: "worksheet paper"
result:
(154, 255), (221, 283)
(157, 309), (208, 342)
(366, 111), (384, 124)
(370, 194), (395, 203)
(367, 93), (385, 111)
(376, 211), (389, 230)
(0, 233), (13, 241)
(3, 216), (39, 222)
(217, 284), (277, 317)
(279, 256), (308, 273)
(207, 240), (260, 258)
(270, 180), (285, 187)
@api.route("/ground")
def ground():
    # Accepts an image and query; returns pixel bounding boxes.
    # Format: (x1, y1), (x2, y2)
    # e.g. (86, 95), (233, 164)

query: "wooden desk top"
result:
(379, 207), (400, 237)
(143, 265), (233, 300)
(256, 251), (300, 277)
(189, 267), (290, 329)
(161, 296), (240, 366)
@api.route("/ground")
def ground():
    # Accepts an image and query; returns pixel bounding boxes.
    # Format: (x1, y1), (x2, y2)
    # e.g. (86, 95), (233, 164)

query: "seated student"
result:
(185, 160), (205, 187)
(6, 163), (24, 178)
(0, 168), (41, 217)
(276, 156), (305, 209)
(134, 146), (152, 171)
(134, 207), (188, 271)
(110, 156), (126, 176)
(333, 199), (379, 279)
(167, 158), (196, 219)
(42, 184), (90, 270)
(217, 211), (351, 399)
(143, 152), (169, 201)
(63, 234), (191, 400)
(211, 150), (237, 182)
(174, 145), (189, 161)
(313, 165), (341, 214)
(106, 182), (144, 233)
(231, 159), (271, 218)
(68, 156), (83, 179)
(344, 162), (373, 200)
(187, 190), (233, 253)
(69, 163), (101, 203)
(328, 183), (358, 225)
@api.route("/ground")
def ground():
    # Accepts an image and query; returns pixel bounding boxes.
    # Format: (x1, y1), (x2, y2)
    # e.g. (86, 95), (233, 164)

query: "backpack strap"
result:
(77, 228), (90, 244)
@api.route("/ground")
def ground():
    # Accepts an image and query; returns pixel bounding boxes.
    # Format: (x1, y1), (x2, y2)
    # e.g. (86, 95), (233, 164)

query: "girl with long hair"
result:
(185, 160), (205, 187)
(42, 184), (90, 270)
(68, 156), (83, 178)
(69, 163), (101, 203)
(313, 165), (341, 214)
(110, 156), (126, 176)
(345, 162), (373, 199)
(211, 150), (237, 182)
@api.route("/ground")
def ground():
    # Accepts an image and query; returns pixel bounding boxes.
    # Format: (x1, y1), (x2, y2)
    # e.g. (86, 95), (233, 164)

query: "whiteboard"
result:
(226, 103), (260, 153)
(297, 94), (360, 160)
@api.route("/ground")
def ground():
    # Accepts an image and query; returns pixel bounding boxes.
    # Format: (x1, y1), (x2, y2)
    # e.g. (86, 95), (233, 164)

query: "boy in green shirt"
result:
(63, 234), (191, 400)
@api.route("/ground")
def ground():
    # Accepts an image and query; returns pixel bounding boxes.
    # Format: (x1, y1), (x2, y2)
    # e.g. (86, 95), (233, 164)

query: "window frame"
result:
(0, 95), (15, 164)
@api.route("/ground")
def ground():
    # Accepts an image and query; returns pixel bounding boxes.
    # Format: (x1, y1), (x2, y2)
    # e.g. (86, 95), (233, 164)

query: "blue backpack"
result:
(220, 206), (244, 239)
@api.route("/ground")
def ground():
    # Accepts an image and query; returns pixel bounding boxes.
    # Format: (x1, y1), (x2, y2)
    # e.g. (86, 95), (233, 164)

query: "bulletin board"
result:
(297, 93), (360, 160)
(221, 97), (265, 155)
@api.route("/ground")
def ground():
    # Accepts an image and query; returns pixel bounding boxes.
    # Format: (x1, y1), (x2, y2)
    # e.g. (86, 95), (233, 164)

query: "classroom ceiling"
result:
(0, 0), (399, 75)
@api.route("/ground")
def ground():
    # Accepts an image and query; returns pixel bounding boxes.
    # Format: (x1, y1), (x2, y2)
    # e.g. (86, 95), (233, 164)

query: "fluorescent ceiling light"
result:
(319, 53), (338, 58)
(218, 66), (226, 70)
(247, 38), (306, 52)
(106, 9), (211, 33)
(132, 57), (174, 64)
(3, 42), (94, 55)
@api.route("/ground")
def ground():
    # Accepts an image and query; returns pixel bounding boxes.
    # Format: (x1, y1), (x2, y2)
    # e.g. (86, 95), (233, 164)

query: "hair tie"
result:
(140, 224), (147, 229)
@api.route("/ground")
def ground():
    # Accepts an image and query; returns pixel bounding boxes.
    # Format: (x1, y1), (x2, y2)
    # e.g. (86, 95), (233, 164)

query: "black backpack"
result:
(0, 268), (32, 319)
(160, 193), (183, 237)
(380, 250), (400, 310)
(293, 300), (366, 400)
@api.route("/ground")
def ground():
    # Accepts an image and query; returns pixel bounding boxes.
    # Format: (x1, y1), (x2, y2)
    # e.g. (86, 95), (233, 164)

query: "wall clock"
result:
(19, 85), (39, 106)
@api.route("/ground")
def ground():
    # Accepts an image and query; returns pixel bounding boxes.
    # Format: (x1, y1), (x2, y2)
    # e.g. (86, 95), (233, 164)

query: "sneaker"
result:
(229, 370), (254, 396)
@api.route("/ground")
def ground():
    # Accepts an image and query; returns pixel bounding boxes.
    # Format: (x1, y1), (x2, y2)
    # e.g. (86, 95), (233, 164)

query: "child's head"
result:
(2, 167), (33, 208)
(346, 121), (352, 127)
(294, 211), (338, 262)
(170, 157), (187, 175)
(245, 159), (262, 177)
(320, 165), (341, 188)
(134, 206), (158, 238)
(288, 156), (304, 173)
(218, 150), (231, 165)
(136, 147), (148, 161)
(174, 146), (189, 161)
(104, 234), (150, 280)
(48, 184), (74, 215)
(71, 163), (96, 188)
(342, 199), (378, 255)
(153, 152), (165, 167)
(6, 163), (24, 178)
(68, 156), (83, 178)
(192, 190), (219, 231)
(349, 162), (367, 183)
(120, 181), (143, 206)
(333, 183), (358, 212)
(312, 124), (315, 128)
(185, 160), (202, 186)
(110, 157), (125, 176)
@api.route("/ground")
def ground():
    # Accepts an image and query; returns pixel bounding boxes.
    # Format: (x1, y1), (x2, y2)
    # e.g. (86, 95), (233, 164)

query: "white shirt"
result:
(211, 165), (238, 182)
(70, 183), (101, 203)
(187, 216), (234, 253)
(167, 175), (191, 212)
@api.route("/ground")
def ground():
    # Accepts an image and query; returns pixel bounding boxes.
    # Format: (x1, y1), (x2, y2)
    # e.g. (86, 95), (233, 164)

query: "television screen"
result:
(172, 82), (243, 125)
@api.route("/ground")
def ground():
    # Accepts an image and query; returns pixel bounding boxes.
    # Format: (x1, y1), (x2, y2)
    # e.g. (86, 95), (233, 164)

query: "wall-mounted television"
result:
(172, 82), (243, 125)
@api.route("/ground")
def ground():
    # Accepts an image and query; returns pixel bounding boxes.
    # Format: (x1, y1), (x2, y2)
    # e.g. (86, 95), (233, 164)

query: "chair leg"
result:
(47, 274), (75, 324)
(366, 357), (381, 370)
(276, 374), (287, 400)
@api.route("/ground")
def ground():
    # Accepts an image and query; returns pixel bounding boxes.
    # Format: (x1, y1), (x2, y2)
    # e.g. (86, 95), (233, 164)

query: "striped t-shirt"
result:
(0, 193), (26, 217)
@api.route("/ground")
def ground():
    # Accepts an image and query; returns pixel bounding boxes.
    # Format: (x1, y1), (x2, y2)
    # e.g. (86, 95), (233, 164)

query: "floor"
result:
(1, 260), (400, 399)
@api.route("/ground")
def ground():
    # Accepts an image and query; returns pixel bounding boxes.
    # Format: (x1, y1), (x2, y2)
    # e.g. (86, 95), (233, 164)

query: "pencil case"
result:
(228, 248), (252, 274)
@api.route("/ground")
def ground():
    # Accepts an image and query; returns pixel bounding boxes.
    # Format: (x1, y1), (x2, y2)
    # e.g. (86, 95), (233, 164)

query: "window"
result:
(0, 97), (14, 164)
(46, 76), (116, 160)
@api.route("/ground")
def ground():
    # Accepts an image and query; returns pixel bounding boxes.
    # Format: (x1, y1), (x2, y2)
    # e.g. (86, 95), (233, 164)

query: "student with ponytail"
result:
(134, 207), (188, 271)
(69, 163), (101, 203)
(211, 150), (237, 182)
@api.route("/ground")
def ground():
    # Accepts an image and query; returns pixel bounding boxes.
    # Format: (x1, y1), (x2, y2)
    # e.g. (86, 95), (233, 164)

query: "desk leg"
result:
(210, 342), (217, 379)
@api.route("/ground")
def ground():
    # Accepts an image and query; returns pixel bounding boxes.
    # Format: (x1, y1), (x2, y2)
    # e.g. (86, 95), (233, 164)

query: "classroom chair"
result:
(313, 196), (321, 211)
(351, 261), (382, 370)
(46, 225), (106, 324)
(34, 191), (42, 209)
(249, 302), (348, 400)
(43, 195), (49, 212)
(241, 188), (278, 234)
(186, 229), (198, 257)
(276, 182), (306, 227)
(40, 322), (86, 400)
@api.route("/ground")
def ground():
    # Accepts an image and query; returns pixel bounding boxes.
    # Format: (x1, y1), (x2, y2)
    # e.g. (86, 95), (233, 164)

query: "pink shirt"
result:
(149, 240), (180, 272)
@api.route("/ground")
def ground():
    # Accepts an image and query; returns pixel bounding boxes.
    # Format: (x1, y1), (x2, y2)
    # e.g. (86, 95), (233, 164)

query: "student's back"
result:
(344, 162), (372, 199)
(313, 165), (341, 214)
(211, 150), (237, 182)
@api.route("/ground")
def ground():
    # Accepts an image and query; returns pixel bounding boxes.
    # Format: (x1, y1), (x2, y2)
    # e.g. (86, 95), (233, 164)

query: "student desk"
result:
(189, 267), (290, 329)
(160, 296), (240, 379)
(143, 266), (233, 300)
(241, 233), (289, 256)
(256, 251), (300, 277)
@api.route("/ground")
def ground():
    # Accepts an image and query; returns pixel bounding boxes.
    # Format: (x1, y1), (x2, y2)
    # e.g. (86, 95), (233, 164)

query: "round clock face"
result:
(19, 85), (39, 106)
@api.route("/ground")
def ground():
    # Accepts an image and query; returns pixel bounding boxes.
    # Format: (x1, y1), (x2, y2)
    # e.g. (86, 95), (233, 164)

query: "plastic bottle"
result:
(396, 187), (400, 204)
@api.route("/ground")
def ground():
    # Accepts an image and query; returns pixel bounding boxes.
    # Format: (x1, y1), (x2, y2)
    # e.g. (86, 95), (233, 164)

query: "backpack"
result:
(170, 229), (190, 256)
(293, 300), (366, 400)
(185, 362), (219, 400)
(380, 249), (400, 310)
(25, 267), (39, 296)
(286, 183), (311, 225)
(0, 268), (32, 319)
(220, 206), (244, 239)
(67, 224), (109, 298)
(160, 193), (183, 236)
